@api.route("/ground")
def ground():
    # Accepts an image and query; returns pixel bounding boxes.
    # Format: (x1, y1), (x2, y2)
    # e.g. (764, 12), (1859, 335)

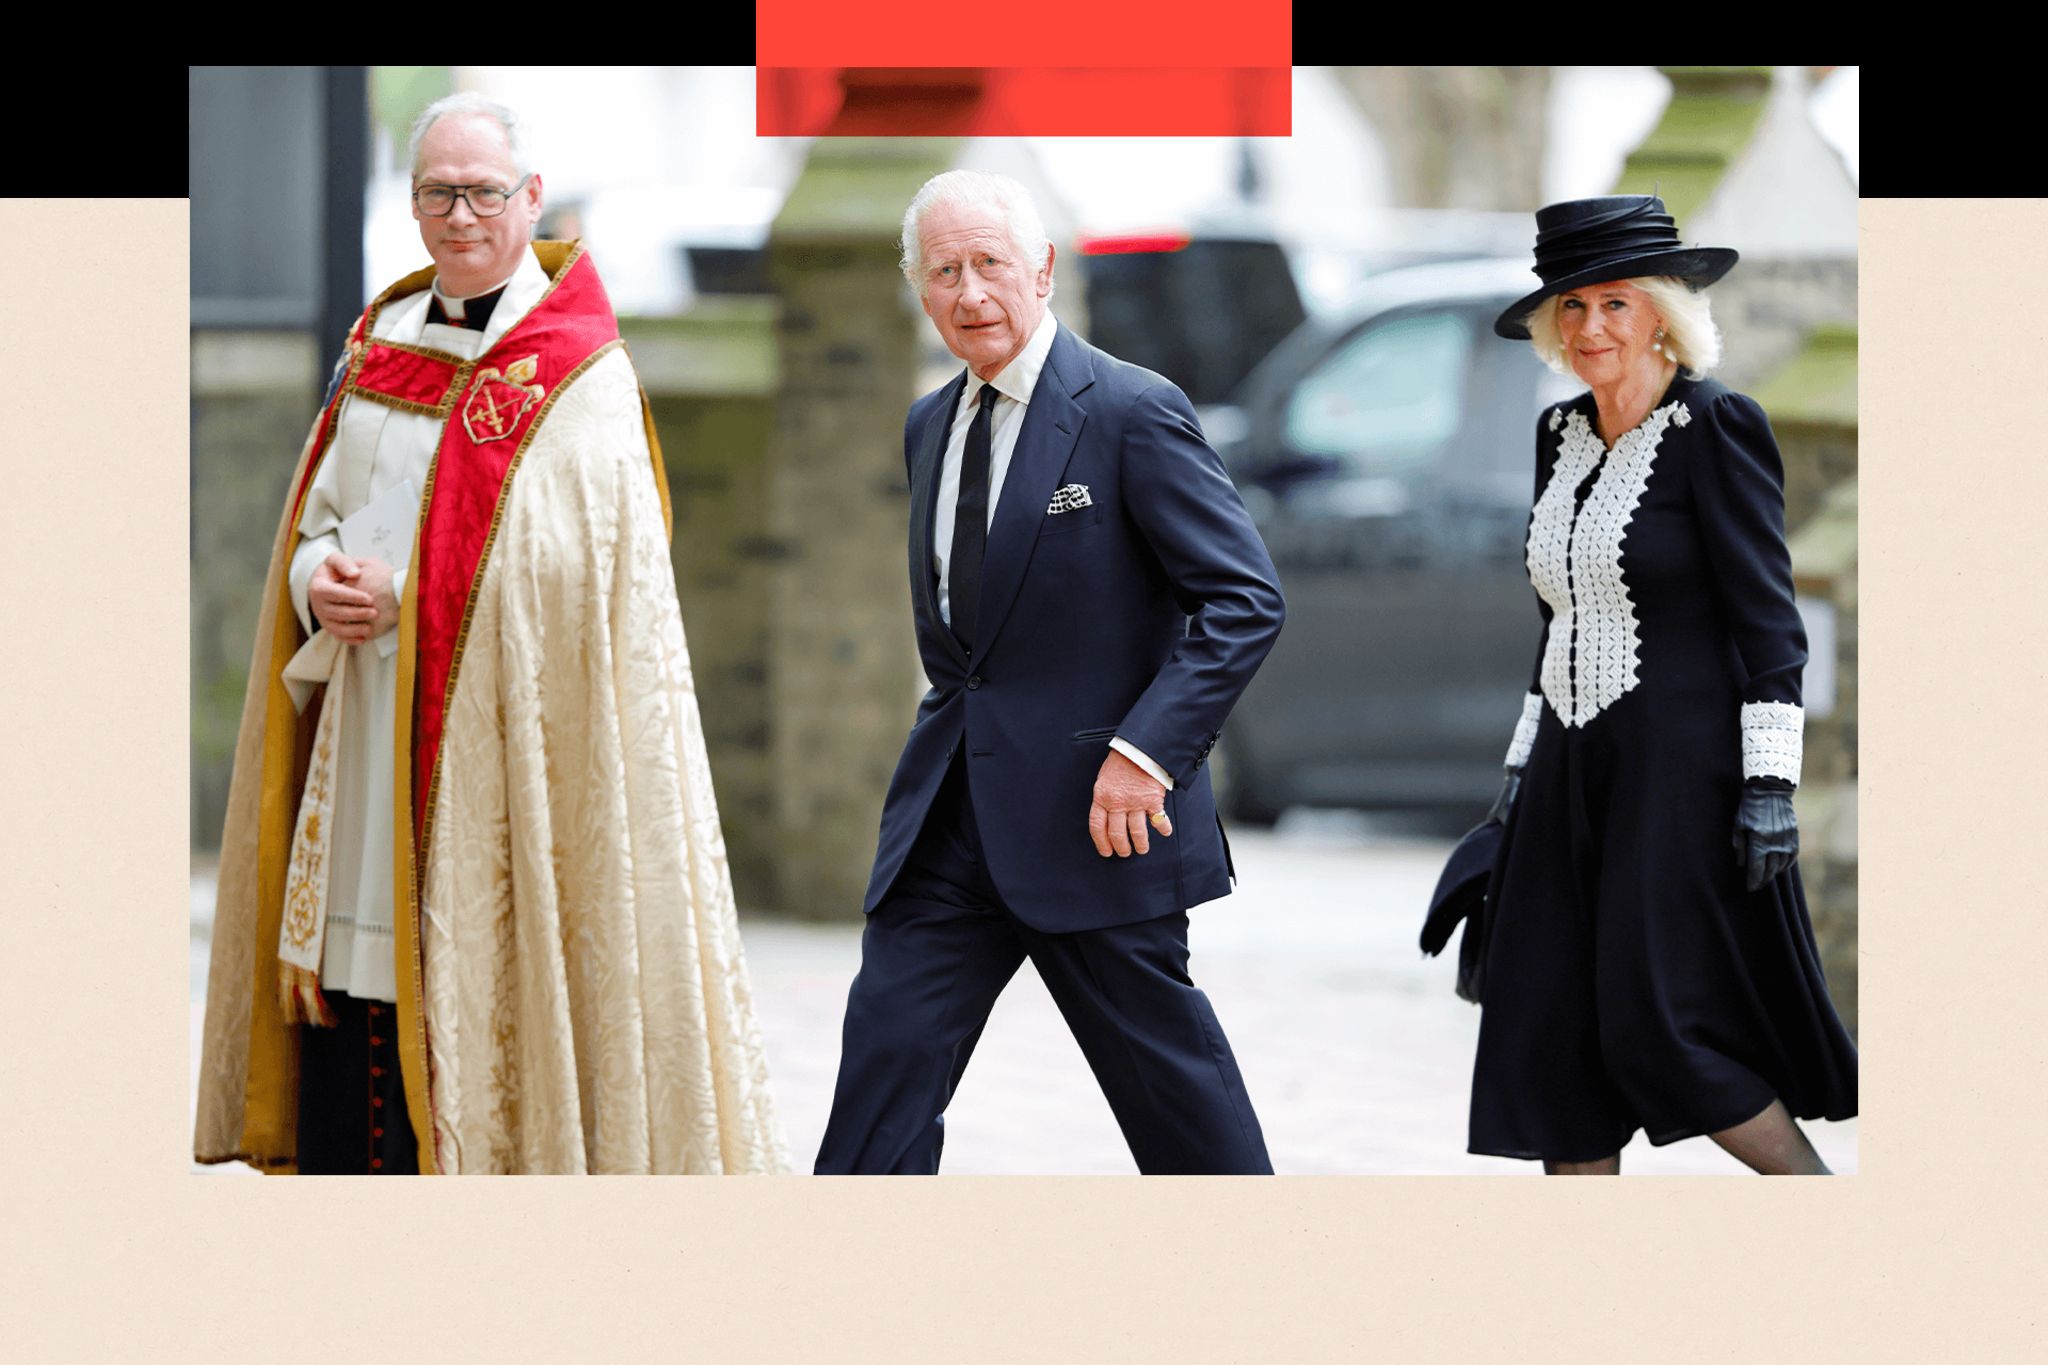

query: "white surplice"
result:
(284, 251), (549, 1001)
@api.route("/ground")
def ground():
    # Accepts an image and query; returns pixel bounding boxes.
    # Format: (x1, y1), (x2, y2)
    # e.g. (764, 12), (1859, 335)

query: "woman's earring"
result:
(1653, 327), (1669, 358)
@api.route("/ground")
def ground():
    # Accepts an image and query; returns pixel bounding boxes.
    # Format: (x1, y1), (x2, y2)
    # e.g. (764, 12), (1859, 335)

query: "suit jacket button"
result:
(966, 675), (982, 690)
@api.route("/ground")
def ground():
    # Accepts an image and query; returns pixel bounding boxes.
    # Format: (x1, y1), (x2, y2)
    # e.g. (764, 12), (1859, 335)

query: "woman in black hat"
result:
(1467, 195), (1857, 1173)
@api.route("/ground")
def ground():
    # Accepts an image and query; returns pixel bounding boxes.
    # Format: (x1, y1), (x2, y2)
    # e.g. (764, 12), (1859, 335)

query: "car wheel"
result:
(1212, 730), (1283, 828)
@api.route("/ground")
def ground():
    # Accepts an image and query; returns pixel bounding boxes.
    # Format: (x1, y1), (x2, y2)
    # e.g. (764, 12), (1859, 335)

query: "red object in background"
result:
(757, 67), (1292, 137)
(754, 0), (1290, 67)
(1078, 234), (1194, 256)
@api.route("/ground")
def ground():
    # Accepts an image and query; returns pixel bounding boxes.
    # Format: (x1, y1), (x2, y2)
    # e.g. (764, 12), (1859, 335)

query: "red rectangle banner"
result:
(757, 67), (1292, 138)
(755, 0), (1292, 66)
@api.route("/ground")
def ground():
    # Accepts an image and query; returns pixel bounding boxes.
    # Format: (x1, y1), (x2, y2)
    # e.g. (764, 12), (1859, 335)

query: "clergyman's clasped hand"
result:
(310, 551), (399, 646)
(1088, 748), (1173, 857)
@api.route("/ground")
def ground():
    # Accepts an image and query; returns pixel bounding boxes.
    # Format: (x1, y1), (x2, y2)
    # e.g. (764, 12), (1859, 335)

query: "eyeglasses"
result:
(412, 174), (531, 218)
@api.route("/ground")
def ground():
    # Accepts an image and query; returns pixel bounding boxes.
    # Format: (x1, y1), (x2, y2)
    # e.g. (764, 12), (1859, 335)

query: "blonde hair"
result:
(1524, 275), (1722, 378)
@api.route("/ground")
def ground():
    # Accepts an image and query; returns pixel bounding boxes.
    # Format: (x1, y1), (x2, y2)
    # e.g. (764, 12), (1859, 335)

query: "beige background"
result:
(1, 197), (2038, 1359)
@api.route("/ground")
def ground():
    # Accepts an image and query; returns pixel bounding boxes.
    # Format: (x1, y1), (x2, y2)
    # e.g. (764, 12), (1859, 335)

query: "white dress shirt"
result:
(930, 312), (1173, 791)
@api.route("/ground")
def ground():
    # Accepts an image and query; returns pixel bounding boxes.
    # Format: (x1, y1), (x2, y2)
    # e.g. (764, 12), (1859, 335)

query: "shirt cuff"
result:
(374, 564), (409, 660)
(1504, 692), (1542, 770)
(1109, 737), (1175, 791)
(1740, 701), (1804, 784)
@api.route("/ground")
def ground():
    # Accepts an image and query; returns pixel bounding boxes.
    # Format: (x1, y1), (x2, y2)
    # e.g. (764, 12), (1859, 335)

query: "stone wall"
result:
(763, 138), (956, 917)
(1764, 326), (1860, 1038)
(1704, 259), (1859, 400)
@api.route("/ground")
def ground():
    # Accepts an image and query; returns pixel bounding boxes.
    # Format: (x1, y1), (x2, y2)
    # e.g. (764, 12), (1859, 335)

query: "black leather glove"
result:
(1732, 781), (1799, 892)
(1485, 767), (1523, 825)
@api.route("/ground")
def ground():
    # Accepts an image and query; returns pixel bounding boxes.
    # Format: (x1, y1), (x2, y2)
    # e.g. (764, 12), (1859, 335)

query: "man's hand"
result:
(1088, 749), (1173, 857)
(310, 552), (398, 645)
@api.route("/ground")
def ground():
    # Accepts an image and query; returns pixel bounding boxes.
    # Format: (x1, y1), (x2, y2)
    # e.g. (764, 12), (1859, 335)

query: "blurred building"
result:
(189, 66), (367, 847)
(1620, 65), (1859, 1032)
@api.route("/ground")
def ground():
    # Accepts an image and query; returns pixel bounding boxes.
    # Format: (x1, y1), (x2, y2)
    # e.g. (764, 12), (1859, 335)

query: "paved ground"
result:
(190, 811), (1858, 1175)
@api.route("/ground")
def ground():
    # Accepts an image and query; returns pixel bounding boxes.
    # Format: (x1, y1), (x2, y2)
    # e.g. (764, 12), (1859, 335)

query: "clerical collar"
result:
(428, 278), (510, 332)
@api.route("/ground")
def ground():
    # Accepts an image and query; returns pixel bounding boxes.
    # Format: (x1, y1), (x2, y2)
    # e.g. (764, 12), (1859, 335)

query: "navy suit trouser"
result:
(815, 756), (1271, 1175)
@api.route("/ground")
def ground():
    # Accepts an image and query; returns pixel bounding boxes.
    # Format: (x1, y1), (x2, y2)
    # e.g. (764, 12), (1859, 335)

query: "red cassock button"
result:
(373, 1127), (384, 1138)
(371, 1097), (383, 1108)
(370, 1067), (383, 1077)
(371, 1159), (383, 1170)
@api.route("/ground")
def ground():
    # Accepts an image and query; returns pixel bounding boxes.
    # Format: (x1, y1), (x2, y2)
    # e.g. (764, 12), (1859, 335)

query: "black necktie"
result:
(948, 383), (999, 655)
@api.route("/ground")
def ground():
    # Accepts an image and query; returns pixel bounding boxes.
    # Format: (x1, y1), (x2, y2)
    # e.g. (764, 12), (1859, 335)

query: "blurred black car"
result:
(1213, 259), (1582, 823)
(1077, 222), (1307, 452)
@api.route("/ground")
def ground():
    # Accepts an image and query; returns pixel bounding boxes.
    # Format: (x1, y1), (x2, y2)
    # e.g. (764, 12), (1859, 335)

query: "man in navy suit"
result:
(813, 170), (1285, 1174)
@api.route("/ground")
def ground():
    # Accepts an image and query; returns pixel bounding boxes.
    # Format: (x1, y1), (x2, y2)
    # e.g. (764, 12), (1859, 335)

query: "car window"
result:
(1084, 240), (1306, 406)
(1284, 310), (1471, 473)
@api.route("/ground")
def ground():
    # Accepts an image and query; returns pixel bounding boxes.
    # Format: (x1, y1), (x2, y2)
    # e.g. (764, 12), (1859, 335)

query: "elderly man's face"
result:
(917, 199), (1054, 381)
(412, 113), (543, 299)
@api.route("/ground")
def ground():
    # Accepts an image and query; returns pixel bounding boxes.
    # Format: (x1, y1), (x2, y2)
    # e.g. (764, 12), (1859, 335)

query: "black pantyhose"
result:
(1543, 1153), (1621, 1175)
(1540, 1099), (1831, 1175)
(1708, 1098), (1832, 1174)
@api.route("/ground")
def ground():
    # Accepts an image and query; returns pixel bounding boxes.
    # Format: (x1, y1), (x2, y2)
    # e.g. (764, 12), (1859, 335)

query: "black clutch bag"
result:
(1420, 817), (1504, 1004)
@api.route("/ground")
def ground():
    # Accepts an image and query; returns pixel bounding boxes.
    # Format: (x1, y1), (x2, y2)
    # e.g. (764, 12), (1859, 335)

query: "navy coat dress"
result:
(1468, 373), (1859, 1162)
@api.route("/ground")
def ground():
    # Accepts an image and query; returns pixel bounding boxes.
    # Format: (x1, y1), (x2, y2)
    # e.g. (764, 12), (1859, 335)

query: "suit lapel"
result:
(973, 325), (1092, 661)
(909, 372), (968, 667)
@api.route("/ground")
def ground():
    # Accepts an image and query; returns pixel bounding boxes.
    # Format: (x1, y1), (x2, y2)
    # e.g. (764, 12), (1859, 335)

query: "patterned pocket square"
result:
(1048, 483), (1093, 514)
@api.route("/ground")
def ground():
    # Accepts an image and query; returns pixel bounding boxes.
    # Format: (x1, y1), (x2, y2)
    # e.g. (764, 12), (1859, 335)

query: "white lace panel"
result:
(1741, 701), (1805, 783)
(1525, 402), (1685, 727)
(1525, 412), (1601, 722)
(1504, 691), (1542, 769)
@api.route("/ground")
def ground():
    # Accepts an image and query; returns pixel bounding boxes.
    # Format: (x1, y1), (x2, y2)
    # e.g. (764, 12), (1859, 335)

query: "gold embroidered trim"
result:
(460, 356), (545, 444)
(416, 338), (626, 893)
(281, 733), (331, 950)
(351, 339), (475, 417)
(638, 379), (673, 543)
(370, 336), (473, 364)
(336, 265), (433, 402)
(391, 518), (436, 1173)
(350, 378), (472, 420)
(392, 242), (587, 1174)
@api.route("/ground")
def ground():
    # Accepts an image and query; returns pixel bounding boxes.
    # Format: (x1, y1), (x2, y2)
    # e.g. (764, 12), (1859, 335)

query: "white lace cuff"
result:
(1740, 701), (1804, 783)
(1504, 692), (1542, 770)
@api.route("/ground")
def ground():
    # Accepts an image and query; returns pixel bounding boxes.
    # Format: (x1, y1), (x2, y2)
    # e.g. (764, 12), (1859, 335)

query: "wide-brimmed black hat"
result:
(1493, 194), (1738, 340)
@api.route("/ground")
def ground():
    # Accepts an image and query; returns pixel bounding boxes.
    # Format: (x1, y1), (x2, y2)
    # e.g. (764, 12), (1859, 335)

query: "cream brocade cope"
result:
(423, 345), (785, 1174)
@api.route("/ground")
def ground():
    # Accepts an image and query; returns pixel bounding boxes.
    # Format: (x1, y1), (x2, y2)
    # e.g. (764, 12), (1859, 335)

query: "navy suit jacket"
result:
(861, 323), (1285, 933)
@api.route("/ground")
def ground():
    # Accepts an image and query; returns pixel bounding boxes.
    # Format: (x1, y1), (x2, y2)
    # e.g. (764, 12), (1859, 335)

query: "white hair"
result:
(408, 92), (530, 181)
(1525, 275), (1723, 378)
(899, 170), (1055, 300)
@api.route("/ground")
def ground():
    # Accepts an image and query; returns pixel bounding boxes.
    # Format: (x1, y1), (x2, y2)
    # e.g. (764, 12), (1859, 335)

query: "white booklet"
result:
(339, 479), (419, 659)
